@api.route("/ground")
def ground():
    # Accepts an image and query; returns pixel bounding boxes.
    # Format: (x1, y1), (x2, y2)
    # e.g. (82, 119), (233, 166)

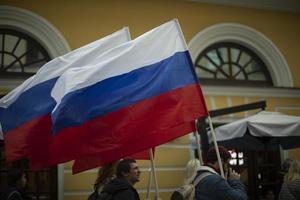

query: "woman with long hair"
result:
(184, 159), (201, 185)
(94, 161), (119, 193)
(278, 159), (300, 200)
(171, 158), (201, 200)
(87, 161), (119, 200)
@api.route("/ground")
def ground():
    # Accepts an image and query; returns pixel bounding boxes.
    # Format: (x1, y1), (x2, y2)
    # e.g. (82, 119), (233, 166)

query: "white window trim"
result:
(188, 23), (293, 88)
(0, 5), (70, 90)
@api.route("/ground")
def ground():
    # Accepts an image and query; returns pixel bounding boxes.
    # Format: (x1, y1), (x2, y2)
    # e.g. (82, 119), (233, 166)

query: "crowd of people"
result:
(1, 147), (299, 200)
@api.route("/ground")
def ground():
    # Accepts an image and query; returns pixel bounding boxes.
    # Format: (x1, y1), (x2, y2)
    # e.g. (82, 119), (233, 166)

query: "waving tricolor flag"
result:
(48, 19), (208, 168)
(0, 28), (131, 166)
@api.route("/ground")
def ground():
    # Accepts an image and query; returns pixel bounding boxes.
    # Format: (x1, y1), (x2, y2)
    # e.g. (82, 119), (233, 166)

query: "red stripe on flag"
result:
(47, 84), (207, 166)
(4, 115), (51, 163)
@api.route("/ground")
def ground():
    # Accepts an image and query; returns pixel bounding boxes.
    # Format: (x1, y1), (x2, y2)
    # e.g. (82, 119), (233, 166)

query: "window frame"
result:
(194, 42), (273, 86)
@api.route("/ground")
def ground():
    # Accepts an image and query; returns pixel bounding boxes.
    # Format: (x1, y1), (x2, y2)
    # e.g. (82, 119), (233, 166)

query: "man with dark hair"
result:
(195, 146), (247, 200)
(100, 159), (141, 200)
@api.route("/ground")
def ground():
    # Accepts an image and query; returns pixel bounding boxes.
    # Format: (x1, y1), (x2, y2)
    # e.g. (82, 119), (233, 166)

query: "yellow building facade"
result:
(0, 1), (299, 199)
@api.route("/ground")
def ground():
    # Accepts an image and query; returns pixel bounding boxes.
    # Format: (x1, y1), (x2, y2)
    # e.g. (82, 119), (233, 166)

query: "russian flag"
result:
(0, 28), (131, 165)
(48, 19), (208, 167)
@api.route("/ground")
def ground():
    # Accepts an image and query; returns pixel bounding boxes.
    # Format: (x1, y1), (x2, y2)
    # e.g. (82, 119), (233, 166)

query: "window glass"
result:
(195, 42), (273, 86)
(0, 29), (50, 78)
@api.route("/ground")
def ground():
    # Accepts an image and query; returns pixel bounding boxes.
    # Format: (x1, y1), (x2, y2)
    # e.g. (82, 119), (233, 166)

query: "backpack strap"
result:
(7, 190), (21, 200)
(193, 171), (212, 186)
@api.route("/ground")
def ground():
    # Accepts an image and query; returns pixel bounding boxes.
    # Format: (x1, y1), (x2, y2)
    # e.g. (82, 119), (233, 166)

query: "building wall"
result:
(2, 0), (300, 86)
(1, 0), (300, 199)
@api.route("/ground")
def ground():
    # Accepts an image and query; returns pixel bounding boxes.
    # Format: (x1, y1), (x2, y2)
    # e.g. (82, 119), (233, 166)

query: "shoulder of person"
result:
(6, 190), (22, 200)
(87, 190), (99, 200)
(112, 189), (138, 200)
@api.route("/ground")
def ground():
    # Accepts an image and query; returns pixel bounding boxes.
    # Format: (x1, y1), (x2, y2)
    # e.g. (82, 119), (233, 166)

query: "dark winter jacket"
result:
(195, 166), (247, 200)
(278, 179), (300, 200)
(1, 187), (32, 200)
(101, 177), (140, 200)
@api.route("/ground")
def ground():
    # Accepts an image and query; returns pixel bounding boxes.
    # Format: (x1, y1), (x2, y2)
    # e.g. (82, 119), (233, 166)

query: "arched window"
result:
(195, 42), (273, 86)
(0, 29), (51, 78)
(188, 23), (292, 88)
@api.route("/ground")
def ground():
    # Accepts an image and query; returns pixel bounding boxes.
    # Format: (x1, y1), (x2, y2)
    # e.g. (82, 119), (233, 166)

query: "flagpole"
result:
(149, 148), (160, 200)
(145, 166), (152, 200)
(194, 119), (203, 165)
(207, 116), (225, 178)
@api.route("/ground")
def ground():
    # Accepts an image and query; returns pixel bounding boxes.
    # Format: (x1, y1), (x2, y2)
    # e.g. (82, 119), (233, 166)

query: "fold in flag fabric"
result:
(72, 149), (152, 174)
(0, 28), (131, 167)
(49, 19), (208, 168)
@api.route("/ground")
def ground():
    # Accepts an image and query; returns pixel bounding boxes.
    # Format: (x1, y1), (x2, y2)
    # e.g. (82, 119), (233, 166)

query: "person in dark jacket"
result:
(2, 168), (32, 200)
(100, 159), (141, 200)
(195, 146), (247, 200)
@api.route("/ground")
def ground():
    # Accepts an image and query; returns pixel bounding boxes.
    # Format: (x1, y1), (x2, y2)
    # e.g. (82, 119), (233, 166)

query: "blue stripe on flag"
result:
(52, 51), (197, 134)
(1, 78), (57, 133)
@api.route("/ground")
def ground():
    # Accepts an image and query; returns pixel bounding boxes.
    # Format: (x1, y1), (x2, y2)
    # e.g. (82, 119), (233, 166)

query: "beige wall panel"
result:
(264, 97), (281, 111)
(204, 96), (211, 110)
(135, 170), (185, 189)
(168, 134), (190, 145)
(64, 172), (95, 190)
(272, 99), (300, 113)
(288, 148), (300, 160)
(211, 96), (228, 109)
(64, 195), (87, 200)
(248, 97), (265, 103)
(64, 161), (74, 170)
(278, 109), (300, 116)
(139, 191), (172, 200)
(264, 97), (300, 112)
(137, 147), (190, 168)
(230, 96), (249, 118)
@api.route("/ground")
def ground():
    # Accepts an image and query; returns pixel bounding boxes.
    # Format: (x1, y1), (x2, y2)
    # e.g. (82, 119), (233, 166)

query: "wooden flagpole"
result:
(207, 116), (225, 178)
(149, 148), (160, 200)
(145, 165), (152, 200)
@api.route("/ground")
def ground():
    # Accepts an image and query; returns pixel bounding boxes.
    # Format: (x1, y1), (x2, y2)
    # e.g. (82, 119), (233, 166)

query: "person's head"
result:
(94, 161), (119, 190)
(7, 168), (27, 188)
(205, 146), (231, 172)
(261, 187), (275, 200)
(116, 159), (140, 185)
(286, 159), (300, 182)
(185, 159), (201, 184)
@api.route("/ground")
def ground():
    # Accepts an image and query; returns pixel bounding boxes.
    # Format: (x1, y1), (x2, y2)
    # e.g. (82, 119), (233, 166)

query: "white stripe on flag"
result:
(51, 19), (187, 108)
(0, 27), (130, 109)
